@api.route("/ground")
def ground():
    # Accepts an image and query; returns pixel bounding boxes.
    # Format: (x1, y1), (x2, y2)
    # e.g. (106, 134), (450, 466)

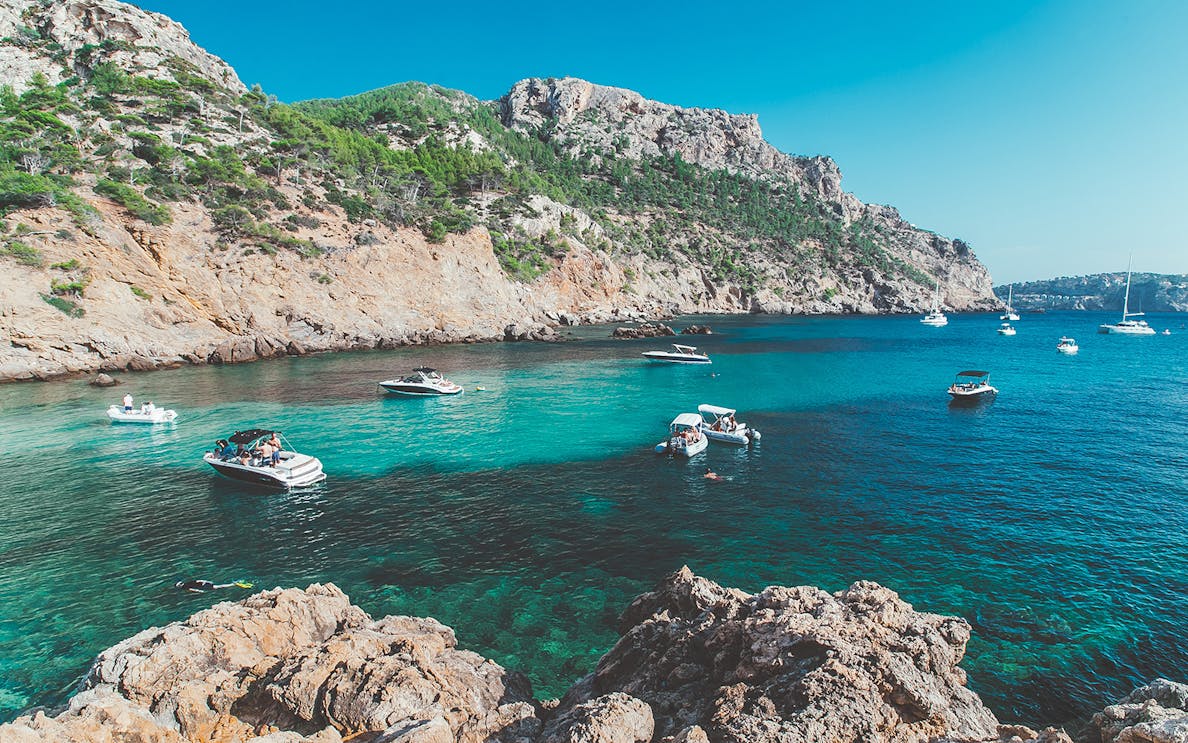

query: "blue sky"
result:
(136, 0), (1187, 284)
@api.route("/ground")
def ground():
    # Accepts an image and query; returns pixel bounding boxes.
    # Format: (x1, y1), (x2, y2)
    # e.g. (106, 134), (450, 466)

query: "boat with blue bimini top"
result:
(203, 429), (325, 489)
(654, 413), (708, 457)
(697, 404), (761, 446)
(642, 344), (711, 364)
(947, 370), (998, 401)
(378, 368), (463, 396)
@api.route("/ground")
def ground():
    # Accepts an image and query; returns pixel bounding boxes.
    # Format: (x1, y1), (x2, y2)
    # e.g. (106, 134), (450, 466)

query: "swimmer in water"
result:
(175, 579), (253, 593)
(704, 468), (723, 481)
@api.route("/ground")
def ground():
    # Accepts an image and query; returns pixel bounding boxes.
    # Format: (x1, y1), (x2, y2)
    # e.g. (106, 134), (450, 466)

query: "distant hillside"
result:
(996, 273), (1188, 312)
(1, 0), (996, 381)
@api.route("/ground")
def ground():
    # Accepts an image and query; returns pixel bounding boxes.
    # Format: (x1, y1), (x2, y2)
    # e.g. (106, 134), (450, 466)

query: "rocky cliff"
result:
(995, 273), (1188, 312)
(11, 568), (1170, 743)
(0, 0), (998, 383)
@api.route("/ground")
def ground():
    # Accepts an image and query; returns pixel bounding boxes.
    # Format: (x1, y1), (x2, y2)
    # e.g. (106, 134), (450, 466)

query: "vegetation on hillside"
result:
(0, 27), (932, 293)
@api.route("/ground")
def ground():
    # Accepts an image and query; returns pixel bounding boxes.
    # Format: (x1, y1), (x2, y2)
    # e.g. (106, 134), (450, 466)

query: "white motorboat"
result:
(920, 280), (948, 326)
(378, 368), (463, 396)
(1057, 337), (1079, 354)
(997, 322), (1017, 336)
(947, 370), (998, 401)
(642, 344), (711, 364)
(1000, 284), (1020, 321)
(654, 413), (708, 457)
(1161, 329), (1171, 335)
(203, 429), (326, 489)
(697, 404), (761, 446)
(107, 405), (177, 424)
(1099, 259), (1155, 335)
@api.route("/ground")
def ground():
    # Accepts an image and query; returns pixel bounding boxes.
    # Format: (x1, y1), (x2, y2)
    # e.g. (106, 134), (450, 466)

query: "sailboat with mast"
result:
(1098, 258), (1155, 335)
(920, 279), (948, 326)
(1000, 284), (1020, 321)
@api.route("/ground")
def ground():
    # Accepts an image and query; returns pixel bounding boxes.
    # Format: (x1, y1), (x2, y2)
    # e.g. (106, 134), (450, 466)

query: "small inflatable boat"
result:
(107, 405), (178, 424)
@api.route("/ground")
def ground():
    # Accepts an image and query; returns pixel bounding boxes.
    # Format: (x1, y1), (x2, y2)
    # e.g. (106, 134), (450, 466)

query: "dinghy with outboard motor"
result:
(107, 404), (177, 424)
(203, 429), (325, 489)
(696, 404), (761, 445)
(654, 413), (709, 457)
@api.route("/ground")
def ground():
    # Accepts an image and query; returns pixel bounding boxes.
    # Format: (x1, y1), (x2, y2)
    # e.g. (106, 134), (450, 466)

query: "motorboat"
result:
(1000, 284), (1020, 321)
(654, 413), (708, 457)
(697, 404), (761, 446)
(947, 370), (998, 401)
(641, 344), (711, 364)
(107, 405), (177, 424)
(203, 429), (326, 489)
(1162, 329), (1171, 335)
(1057, 337), (1079, 354)
(920, 280), (948, 326)
(1099, 259), (1155, 335)
(378, 368), (463, 396)
(997, 322), (1016, 336)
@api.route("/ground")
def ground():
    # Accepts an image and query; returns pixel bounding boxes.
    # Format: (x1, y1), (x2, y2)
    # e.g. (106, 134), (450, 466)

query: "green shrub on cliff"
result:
(0, 239), (42, 266)
(94, 178), (171, 225)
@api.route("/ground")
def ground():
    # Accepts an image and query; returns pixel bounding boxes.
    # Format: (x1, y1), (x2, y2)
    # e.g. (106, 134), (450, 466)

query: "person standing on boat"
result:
(258, 439), (274, 468)
(267, 432), (282, 465)
(122, 392), (133, 412)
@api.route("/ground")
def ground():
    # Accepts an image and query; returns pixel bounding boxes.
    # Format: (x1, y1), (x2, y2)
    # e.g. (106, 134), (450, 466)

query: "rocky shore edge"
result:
(2, 568), (1184, 743)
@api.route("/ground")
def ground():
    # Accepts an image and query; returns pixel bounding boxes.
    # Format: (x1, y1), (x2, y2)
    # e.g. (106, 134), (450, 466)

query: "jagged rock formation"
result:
(1, 0), (997, 383)
(995, 273), (1188, 312)
(7, 568), (1151, 743)
(1088, 679), (1188, 743)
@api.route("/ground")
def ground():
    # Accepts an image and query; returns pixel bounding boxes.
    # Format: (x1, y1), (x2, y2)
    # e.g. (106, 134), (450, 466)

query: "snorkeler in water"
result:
(175, 579), (253, 593)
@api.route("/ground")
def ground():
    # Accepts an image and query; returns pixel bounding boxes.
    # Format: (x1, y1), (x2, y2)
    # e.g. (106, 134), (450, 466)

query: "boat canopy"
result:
(670, 413), (703, 428)
(672, 344), (700, 353)
(412, 367), (438, 374)
(955, 370), (990, 378)
(697, 404), (736, 417)
(229, 428), (274, 444)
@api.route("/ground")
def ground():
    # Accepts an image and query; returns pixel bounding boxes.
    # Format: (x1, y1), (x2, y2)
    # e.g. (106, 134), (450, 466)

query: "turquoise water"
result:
(1, 312), (1186, 727)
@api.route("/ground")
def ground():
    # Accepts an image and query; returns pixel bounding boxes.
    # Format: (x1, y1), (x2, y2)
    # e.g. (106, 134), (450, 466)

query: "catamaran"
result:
(1098, 259), (1155, 335)
(1000, 284), (1020, 321)
(920, 280), (948, 326)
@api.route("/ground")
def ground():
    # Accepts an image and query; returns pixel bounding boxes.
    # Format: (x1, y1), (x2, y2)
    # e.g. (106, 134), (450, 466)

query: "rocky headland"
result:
(3, 568), (1183, 743)
(0, 0), (998, 383)
(995, 273), (1188, 313)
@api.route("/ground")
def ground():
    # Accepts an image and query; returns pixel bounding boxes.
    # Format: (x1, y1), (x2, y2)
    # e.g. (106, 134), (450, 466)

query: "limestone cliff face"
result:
(0, 1), (998, 383)
(0, 569), (1112, 743)
(0, 0), (243, 94)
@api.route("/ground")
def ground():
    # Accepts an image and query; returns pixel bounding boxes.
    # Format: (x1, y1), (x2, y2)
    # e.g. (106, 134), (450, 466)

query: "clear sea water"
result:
(1, 311), (1186, 729)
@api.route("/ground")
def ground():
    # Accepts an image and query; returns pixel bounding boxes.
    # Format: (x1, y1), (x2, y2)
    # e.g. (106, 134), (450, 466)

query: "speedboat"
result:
(1099, 258), (1155, 335)
(1162, 329), (1171, 335)
(920, 279), (948, 326)
(654, 413), (708, 457)
(947, 370), (998, 401)
(1057, 337), (1079, 354)
(203, 429), (326, 489)
(642, 344), (711, 364)
(378, 368), (463, 396)
(997, 322), (1016, 336)
(697, 404), (761, 446)
(107, 405), (177, 424)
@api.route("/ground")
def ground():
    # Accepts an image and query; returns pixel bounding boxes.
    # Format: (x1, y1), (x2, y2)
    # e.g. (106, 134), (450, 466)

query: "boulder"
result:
(1090, 678), (1188, 743)
(680, 325), (713, 335)
(88, 372), (119, 387)
(541, 693), (653, 743)
(562, 566), (1001, 743)
(611, 323), (675, 339)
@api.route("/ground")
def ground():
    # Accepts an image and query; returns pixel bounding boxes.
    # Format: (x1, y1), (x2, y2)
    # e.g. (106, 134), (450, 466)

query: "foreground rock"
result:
(1089, 678), (1188, 743)
(0, 584), (539, 742)
(4, 569), (1178, 742)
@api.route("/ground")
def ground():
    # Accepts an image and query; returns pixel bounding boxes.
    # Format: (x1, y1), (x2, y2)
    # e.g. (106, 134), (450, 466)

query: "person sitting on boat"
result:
(726, 414), (737, 432)
(122, 393), (133, 412)
(216, 440), (236, 460)
(239, 449), (252, 466)
(258, 440), (275, 468)
(145, 401), (155, 414)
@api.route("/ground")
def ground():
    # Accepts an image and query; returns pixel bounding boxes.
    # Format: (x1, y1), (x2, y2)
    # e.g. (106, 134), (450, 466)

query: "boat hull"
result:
(641, 353), (711, 364)
(701, 425), (759, 446)
(948, 385), (998, 400)
(203, 453), (326, 489)
(654, 436), (709, 456)
(920, 317), (948, 326)
(107, 406), (177, 424)
(379, 383), (463, 396)
(1098, 324), (1155, 335)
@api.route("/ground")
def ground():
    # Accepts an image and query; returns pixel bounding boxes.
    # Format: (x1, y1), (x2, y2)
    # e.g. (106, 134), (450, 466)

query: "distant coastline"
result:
(996, 272), (1188, 312)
